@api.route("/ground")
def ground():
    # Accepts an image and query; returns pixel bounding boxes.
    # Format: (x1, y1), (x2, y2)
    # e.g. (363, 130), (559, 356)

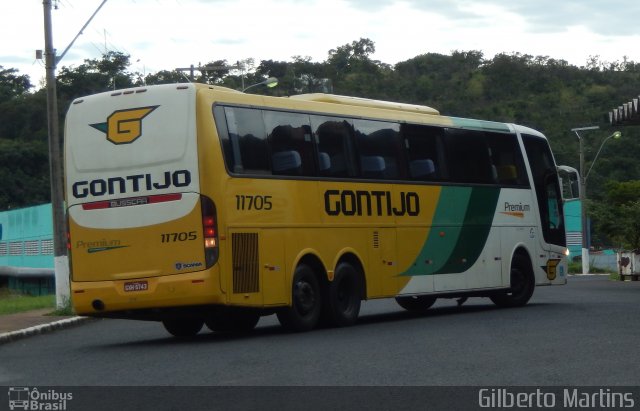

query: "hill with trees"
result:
(1, 38), (639, 248)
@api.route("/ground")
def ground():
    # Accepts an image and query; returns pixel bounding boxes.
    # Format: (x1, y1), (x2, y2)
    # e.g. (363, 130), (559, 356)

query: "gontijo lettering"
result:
(72, 170), (191, 199)
(324, 189), (420, 216)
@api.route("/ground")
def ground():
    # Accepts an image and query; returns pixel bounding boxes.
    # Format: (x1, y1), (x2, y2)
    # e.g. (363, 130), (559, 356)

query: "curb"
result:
(0, 316), (94, 345)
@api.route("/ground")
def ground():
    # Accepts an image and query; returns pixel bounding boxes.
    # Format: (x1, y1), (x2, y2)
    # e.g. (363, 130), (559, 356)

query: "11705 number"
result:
(236, 195), (272, 210)
(160, 231), (197, 243)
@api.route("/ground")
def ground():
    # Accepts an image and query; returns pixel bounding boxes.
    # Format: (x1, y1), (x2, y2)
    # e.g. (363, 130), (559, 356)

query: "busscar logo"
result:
(90, 105), (159, 144)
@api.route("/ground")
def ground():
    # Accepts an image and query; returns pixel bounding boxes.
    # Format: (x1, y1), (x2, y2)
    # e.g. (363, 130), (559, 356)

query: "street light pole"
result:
(572, 126), (599, 275)
(586, 131), (622, 180)
(242, 77), (279, 93)
(572, 126), (622, 274)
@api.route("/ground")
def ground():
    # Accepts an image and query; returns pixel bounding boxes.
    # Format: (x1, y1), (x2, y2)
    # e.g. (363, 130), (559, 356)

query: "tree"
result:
(0, 139), (50, 209)
(198, 60), (232, 85)
(327, 37), (376, 75)
(591, 181), (640, 250)
(256, 57), (330, 95)
(392, 51), (485, 113)
(57, 51), (135, 99)
(143, 70), (187, 85)
(0, 66), (32, 103)
(327, 38), (393, 97)
(1, 40), (640, 219)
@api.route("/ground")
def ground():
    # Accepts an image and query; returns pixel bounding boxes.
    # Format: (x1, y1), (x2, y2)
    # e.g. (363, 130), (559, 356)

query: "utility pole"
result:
(42, 0), (108, 309)
(175, 61), (249, 86)
(43, 0), (68, 309)
(175, 63), (235, 82)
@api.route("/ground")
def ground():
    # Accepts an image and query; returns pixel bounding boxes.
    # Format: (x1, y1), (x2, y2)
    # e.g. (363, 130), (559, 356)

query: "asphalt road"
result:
(1, 275), (639, 388)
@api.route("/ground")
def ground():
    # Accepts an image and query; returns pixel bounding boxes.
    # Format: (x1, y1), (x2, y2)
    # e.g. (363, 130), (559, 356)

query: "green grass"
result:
(0, 288), (56, 315)
(608, 272), (621, 281)
(568, 261), (582, 274)
(568, 261), (618, 280)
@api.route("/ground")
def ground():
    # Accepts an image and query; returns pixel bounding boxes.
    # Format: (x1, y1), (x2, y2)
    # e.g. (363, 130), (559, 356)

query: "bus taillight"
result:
(201, 195), (219, 268)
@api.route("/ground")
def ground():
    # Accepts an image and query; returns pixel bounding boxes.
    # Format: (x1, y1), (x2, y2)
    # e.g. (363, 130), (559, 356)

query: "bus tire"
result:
(395, 295), (437, 313)
(490, 254), (535, 307)
(162, 318), (204, 337)
(277, 264), (321, 332)
(205, 309), (260, 333)
(323, 262), (362, 327)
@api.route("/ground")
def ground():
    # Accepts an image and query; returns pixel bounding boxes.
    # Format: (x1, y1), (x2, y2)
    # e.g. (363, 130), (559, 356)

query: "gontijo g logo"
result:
(90, 105), (159, 144)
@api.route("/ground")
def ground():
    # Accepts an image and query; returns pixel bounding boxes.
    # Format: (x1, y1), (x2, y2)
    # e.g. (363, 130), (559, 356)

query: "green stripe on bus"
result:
(400, 187), (471, 276)
(433, 186), (500, 274)
(400, 186), (500, 276)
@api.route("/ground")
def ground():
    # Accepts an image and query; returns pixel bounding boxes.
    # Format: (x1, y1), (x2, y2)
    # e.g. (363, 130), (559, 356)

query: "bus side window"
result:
(485, 132), (529, 186)
(400, 124), (444, 181)
(445, 129), (494, 184)
(353, 119), (402, 180)
(310, 116), (357, 178)
(213, 105), (237, 173)
(264, 111), (315, 177)
(222, 106), (269, 175)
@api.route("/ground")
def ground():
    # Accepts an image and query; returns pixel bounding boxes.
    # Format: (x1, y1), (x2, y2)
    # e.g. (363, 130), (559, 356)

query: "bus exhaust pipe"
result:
(92, 300), (105, 311)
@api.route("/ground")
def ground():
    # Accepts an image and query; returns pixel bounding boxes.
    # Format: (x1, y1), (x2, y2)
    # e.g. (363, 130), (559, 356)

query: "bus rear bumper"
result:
(71, 269), (224, 317)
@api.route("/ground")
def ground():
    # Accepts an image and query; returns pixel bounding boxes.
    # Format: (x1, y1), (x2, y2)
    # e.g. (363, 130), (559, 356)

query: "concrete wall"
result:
(590, 253), (618, 272)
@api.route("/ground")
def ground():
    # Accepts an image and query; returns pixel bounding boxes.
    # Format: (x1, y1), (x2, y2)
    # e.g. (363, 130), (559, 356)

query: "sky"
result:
(2, 0), (640, 88)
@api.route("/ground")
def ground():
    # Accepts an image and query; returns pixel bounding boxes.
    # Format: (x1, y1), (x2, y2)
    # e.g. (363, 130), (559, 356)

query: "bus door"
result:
(522, 134), (567, 283)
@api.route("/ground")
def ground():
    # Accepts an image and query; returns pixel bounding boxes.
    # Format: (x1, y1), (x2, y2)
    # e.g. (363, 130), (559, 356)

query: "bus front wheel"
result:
(277, 264), (321, 332)
(490, 254), (535, 307)
(162, 318), (204, 337)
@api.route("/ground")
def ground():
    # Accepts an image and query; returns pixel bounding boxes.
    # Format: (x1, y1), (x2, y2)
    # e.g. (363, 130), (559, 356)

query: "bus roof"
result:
(190, 84), (543, 138)
(289, 93), (440, 115)
(512, 123), (547, 139)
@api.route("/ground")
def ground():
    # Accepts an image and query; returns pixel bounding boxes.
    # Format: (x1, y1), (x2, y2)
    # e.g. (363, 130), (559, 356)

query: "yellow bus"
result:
(64, 83), (568, 337)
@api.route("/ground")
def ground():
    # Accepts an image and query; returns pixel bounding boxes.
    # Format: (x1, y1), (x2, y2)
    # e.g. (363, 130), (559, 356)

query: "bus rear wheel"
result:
(162, 318), (204, 337)
(490, 254), (535, 307)
(395, 295), (437, 313)
(205, 309), (260, 333)
(323, 262), (362, 327)
(277, 264), (321, 332)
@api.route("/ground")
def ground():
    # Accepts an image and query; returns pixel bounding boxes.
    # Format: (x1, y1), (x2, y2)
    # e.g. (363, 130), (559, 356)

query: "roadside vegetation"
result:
(568, 260), (618, 280)
(2, 38), (639, 248)
(0, 288), (55, 315)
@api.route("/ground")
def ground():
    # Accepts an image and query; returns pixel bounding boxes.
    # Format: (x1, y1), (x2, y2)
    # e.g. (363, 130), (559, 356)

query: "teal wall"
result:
(0, 204), (54, 269)
(564, 199), (582, 260)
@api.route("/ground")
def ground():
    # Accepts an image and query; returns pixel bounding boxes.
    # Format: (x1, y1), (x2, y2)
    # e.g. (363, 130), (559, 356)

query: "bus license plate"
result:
(124, 281), (148, 292)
